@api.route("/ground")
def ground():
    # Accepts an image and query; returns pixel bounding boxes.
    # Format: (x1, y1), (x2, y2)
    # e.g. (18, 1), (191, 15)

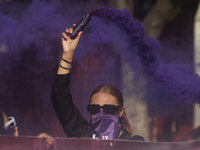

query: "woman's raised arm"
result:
(57, 24), (82, 75)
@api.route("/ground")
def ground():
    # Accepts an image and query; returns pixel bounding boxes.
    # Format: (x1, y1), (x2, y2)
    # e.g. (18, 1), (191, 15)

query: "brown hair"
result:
(89, 84), (133, 135)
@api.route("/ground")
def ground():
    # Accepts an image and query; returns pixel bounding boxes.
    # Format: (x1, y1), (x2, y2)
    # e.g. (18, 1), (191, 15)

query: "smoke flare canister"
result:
(70, 14), (91, 39)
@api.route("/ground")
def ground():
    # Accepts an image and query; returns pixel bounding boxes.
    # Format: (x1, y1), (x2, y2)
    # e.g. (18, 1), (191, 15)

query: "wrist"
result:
(62, 52), (74, 61)
(62, 51), (74, 55)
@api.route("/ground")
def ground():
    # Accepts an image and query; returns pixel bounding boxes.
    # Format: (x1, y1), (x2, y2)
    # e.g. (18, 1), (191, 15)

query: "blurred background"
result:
(0, 0), (200, 142)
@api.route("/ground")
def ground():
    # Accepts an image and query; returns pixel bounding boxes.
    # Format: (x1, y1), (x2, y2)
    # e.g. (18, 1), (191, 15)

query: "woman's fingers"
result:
(65, 28), (71, 37)
(38, 133), (54, 145)
(65, 28), (69, 34)
(62, 32), (68, 40)
(75, 31), (82, 42)
(46, 135), (54, 144)
(13, 126), (18, 136)
(69, 27), (73, 34)
(62, 27), (74, 40)
(62, 24), (82, 50)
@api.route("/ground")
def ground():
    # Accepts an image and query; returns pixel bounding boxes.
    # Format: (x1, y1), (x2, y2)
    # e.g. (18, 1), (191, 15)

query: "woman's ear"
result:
(119, 107), (125, 117)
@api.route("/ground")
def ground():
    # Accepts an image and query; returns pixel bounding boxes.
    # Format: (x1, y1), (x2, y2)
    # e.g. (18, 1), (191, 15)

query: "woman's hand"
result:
(62, 24), (82, 54)
(37, 133), (54, 145)
(13, 126), (18, 136)
(58, 24), (82, 74)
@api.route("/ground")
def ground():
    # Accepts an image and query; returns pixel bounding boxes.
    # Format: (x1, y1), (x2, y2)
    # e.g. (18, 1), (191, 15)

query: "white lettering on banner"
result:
(102, 136), (108, 139)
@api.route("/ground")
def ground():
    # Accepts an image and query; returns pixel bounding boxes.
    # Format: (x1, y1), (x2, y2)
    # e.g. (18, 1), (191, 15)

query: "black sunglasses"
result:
(87, 104), (121, 115)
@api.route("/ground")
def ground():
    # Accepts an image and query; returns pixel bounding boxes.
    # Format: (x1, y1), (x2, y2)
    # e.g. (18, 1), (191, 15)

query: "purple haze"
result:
(89, 7), (200, 107)
(0, 0), (199, 136)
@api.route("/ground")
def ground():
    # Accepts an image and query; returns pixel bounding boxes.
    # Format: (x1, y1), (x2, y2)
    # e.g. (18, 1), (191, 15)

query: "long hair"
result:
(89, 84), (133, 135)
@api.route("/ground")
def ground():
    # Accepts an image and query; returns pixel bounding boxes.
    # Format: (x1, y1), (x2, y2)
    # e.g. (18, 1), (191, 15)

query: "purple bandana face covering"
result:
(90, 110), (122, 140)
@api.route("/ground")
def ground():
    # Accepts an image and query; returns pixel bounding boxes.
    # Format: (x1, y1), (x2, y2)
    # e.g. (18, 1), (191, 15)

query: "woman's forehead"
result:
(90, 92), (118, 106)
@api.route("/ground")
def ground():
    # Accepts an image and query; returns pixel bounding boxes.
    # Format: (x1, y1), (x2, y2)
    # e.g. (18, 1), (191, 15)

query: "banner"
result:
(1, 135), (200, 150)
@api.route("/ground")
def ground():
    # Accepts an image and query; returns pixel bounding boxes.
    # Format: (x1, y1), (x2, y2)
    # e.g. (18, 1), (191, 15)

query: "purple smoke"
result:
(90, 7), (161, 74)
(0, 0), (199, 136)
(88, 7), (200, 107)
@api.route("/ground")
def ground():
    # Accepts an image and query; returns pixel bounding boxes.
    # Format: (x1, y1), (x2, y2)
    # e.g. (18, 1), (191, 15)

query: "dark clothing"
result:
(51, 73), (145, 141)
(0, 108), (3, 135)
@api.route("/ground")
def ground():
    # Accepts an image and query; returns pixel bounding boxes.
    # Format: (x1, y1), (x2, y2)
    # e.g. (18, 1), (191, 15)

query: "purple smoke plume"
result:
(90, 7), (161, 74)
(0, 0), (199, 136)
(88, 7), (200, 107)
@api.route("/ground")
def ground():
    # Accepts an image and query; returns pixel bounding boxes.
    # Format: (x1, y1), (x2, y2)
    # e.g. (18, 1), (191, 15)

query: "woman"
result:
(51, 25), (145, 141)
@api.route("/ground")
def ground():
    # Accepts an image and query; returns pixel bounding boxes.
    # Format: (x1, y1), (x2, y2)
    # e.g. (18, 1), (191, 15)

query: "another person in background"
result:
(0, 108), (54, 144)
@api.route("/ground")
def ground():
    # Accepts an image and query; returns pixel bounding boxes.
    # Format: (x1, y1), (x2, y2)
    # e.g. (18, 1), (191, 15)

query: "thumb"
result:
(74, 31), (83, 43)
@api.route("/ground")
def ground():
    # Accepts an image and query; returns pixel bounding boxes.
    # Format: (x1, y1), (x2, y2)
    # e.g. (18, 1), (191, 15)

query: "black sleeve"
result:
(130, 135), (145, 141)
(51, 73), (92, 138)
(120, 126), (145, 141)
